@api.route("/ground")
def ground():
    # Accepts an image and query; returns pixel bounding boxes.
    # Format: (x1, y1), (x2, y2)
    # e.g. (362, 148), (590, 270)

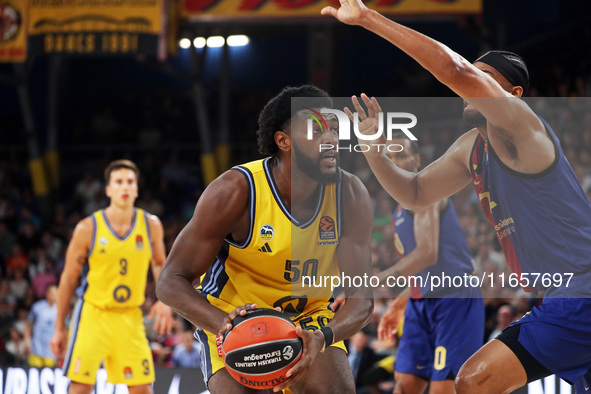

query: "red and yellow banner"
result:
(182, 0), (481, 19)
(28, 0), (166, 56)
(0, 0), (28, 62)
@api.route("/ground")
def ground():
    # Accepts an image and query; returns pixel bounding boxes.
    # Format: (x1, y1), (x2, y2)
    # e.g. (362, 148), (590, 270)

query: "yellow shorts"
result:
(63, 299), (154, 385)
(195, 307), (346, 386)
(28, 354), (56, 368)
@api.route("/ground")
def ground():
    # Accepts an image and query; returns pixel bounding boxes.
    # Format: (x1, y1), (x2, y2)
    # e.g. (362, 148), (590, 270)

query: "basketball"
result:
(222, 308), (303, 390)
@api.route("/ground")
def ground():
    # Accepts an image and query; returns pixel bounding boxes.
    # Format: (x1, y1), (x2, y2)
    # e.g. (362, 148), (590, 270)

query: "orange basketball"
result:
(222, 308), (303, 390)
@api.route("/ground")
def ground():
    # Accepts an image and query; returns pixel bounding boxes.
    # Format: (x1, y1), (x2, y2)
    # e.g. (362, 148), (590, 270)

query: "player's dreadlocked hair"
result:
(257, 85), (333, 156)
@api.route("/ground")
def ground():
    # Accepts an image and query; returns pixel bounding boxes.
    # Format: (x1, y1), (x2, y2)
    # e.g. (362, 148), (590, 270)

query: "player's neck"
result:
(477, 125), (488, 137)
(104, 204), (135, 228)
(271, 156), (321, 212)
(270, 156), (292, 210)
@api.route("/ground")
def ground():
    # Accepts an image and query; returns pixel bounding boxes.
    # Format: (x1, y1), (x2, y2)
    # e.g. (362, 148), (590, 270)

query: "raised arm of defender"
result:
(323, 0), (554, 174)
(347, 94), (475, 210)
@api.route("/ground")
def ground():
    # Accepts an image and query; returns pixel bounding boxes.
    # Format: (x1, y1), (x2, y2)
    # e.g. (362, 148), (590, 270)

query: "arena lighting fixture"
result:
(206, 36), (225, 48)
(193, 37), (206, 48)
(179, 38), (191, 49)
(227, 35), (250, 47)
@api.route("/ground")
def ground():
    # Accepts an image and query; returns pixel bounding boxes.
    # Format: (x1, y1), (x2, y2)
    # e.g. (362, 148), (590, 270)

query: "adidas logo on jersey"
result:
(258, 243), (272, 253)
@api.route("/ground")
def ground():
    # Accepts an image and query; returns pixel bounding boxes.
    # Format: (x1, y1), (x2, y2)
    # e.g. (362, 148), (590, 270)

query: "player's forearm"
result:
(359, 9), (473, 93)
(156, 274), (226, 334)
(328, 296), (373, 343)
(380, 248), (437, 283)
(55, 277), (78, 330)
(364, 151), (426, 209)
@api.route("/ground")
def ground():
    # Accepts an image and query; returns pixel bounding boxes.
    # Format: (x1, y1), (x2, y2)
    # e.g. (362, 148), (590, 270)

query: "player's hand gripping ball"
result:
(222, 308), (303, 390)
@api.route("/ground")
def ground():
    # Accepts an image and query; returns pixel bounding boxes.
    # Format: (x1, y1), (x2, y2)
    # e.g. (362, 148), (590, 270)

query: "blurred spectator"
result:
(24, 284), (57, 368)
(74, 171), (103, 214)
(171, 331), (201, 368)
(40, 230), (64, 262)
(5, 244), (29, 276)
(8, 269), (28, 301)
(29, 246), (53, 279)
(5, 326), (26, 366)
(348, 327), (380, 392)
(31, 261), (58, 299)
(13, 307), (29, 336)
(18, 222), (41, 255)
(488, 304), (517, 342)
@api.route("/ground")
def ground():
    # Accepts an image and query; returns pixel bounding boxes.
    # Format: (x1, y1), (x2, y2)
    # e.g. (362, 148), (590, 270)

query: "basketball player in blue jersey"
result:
(157, 85), (375, 394)
(377, 134), (484, 394)
(324, 1), (591, 393)
(50, 160), (173, 394)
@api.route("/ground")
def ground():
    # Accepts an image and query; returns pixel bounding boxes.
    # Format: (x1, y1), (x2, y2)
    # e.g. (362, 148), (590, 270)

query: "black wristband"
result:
(320, 326), (334, 348)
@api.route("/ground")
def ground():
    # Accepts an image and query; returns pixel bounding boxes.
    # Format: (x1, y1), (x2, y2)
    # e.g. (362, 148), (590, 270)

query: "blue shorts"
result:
(395, 297), (484, 381)
(510, 297), (591, 384)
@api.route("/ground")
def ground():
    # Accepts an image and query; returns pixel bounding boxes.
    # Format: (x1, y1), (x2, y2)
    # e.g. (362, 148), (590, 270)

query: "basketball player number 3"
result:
(119, 258), (128, 275)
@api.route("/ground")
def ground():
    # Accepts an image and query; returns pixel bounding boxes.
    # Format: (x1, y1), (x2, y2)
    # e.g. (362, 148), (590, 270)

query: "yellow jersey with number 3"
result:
(199, 158), (341, 320)
(76, 208), (153, 309)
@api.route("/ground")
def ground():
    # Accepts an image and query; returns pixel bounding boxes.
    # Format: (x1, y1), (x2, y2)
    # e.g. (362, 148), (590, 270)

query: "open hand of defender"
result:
(345, 94), (386, 153)
(320, 0), (369, 25)
(377, 296), (407, 341)
(272, 326), (325, 392)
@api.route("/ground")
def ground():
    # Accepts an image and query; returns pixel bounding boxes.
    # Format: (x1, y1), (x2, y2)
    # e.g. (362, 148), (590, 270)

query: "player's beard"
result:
(463, 106), (487, 129)
(292, 141), (339, 184)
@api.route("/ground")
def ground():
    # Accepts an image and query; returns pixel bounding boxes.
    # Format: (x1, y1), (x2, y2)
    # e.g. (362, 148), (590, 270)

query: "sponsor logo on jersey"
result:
(319, 216), (335, 240)
(260, 225), (274, 241)
(124, 366), (133, 379)
(258, 242), (272, 253)
(113, 285), (131, 303)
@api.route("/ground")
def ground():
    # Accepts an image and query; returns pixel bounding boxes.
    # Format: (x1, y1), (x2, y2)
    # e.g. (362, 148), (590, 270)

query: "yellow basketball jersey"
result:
(77, 208), (153, 309)
(199, 158), (341, 320)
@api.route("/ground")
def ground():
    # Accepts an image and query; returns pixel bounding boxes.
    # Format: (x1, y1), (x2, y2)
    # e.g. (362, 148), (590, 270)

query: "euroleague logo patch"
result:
(260, 225), (274, 241)
(319, 216), (335, 240)
(135, 234), (144, 251)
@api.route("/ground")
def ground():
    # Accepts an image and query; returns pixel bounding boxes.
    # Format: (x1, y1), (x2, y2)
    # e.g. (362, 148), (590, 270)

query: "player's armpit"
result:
(156, 170), (250, 334)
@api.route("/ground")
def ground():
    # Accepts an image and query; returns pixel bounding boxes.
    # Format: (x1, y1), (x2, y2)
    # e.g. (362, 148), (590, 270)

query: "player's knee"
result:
(454, 368), (481, 394)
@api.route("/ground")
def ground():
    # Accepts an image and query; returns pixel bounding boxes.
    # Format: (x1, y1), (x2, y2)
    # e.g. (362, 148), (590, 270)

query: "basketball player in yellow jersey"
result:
(50, 160), (173, 394)
(157, 85), (375, 394)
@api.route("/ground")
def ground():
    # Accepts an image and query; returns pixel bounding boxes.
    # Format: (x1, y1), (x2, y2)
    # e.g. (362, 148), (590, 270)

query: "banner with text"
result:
(181, 0), (481, 20)
(28, 0), (166, 57)
(0, 0), (28, 62)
